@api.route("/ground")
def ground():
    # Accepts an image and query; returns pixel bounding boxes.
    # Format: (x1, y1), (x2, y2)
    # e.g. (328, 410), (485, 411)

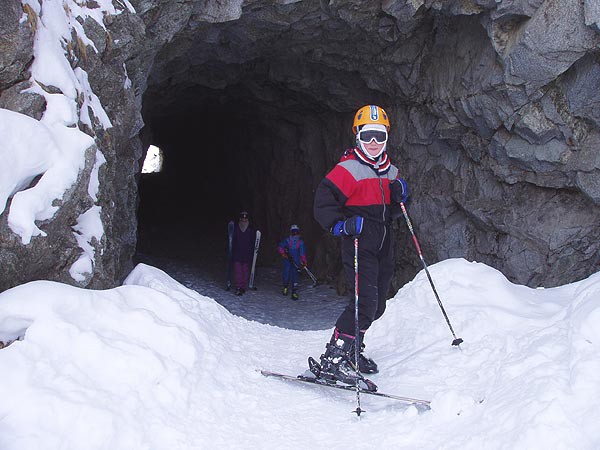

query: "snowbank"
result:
(0, 260), (598, 449)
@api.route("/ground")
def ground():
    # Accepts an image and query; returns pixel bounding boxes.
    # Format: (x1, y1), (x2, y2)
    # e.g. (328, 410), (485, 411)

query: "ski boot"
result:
(291, 289), (299, 300)
(309, 329), (377, 391)
(357, 333), (378, 374)
(282, 286), (289, 296)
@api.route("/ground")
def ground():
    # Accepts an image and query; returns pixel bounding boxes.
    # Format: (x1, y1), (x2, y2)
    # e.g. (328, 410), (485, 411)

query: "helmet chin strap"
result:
(357, 136), (387, 160)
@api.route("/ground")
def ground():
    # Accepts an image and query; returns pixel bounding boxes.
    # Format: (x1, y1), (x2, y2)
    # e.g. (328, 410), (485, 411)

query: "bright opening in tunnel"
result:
(141, 145), (163, 174)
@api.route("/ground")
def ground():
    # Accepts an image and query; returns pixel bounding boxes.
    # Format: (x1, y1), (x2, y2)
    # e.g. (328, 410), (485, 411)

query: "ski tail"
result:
(303, 266), (318, 286)
(226, 220), (234, 290)
(248, 230), (261, 289)
(288, 254), (317, 287)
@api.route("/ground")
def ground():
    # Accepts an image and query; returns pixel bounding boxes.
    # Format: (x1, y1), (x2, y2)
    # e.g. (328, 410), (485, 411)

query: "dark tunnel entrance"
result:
(133, 2), (407, 303)
(136, 83), (371, 295)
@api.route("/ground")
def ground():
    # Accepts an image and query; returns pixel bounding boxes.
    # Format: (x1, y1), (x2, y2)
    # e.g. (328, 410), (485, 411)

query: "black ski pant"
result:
(335, 223), (394, 335)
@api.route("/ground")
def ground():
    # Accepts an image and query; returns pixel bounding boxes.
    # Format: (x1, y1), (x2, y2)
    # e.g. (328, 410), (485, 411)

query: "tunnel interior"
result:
(135, 3), (401, 285)
(137, 85), (352, 272)
(137, 81), (394, 286)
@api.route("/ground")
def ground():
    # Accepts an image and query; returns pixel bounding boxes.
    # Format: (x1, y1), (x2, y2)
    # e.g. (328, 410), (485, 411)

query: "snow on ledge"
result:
(0, 0), (135, 245)
(0, 108), (95, 244)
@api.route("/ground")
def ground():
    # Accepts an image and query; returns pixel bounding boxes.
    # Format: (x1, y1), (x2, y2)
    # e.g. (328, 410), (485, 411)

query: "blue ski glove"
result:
(390, 177), (409, 204)
(332, 216), (364, 237)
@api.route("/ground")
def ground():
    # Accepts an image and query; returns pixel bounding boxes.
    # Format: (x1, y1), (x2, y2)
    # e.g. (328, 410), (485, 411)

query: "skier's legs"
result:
(335, 239), (380, 334)
(290, 262), (300, 299)
(282, 260), (291, 287)
(233, 261), (244, 290)
(240, 262), (250, 289)
(290, 260), (299, 290)
(374, 233), (394, 322)
(352, 260), (390, 372)
(355, 232), (393, 374)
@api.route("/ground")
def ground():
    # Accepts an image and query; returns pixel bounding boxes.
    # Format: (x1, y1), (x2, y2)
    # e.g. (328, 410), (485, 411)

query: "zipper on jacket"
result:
(378, 175), (386, 251)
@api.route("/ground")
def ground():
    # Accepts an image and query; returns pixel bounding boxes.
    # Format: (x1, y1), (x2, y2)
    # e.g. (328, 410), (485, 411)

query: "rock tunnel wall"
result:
(1, 0), (599, 292)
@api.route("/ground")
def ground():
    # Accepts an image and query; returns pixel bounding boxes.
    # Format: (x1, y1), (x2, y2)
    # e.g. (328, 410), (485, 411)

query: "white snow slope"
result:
(0, 258), (599, 449)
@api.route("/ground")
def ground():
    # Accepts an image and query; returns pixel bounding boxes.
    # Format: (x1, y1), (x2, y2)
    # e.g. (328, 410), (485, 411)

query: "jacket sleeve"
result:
(299, 240), (307, 265)
(313, 165), (355, 232)
(388, 175), (405, 221)
(390, 203), (403, 220)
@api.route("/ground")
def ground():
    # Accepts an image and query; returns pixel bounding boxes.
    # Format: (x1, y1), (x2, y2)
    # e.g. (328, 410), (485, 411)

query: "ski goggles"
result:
(240, 213), (249, 219)
(358, 129), (388, 144)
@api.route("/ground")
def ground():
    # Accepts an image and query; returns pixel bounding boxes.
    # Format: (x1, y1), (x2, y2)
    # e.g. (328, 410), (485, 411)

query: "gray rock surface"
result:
(0, 0), (34, 90)
(1, 0), (600, 292)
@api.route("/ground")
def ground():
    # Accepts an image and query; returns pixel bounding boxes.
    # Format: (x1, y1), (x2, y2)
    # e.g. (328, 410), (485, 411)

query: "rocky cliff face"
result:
(1, 0), (599, 292)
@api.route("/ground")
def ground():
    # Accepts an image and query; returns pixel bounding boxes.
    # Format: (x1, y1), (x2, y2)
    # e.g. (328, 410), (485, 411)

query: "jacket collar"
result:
(352, 147), (391, 175)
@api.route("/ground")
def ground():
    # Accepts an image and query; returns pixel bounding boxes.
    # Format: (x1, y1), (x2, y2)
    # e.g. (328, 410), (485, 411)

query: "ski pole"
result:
(399, 203), (463, 347)
(287, 254), (317, 286)
(287, 253), (302, 274)
(352, 236), (363, 416)
(303, 266), (318, 287)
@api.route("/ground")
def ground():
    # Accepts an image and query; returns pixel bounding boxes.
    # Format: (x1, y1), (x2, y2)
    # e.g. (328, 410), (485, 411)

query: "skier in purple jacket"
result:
(232, 211), (257, 295)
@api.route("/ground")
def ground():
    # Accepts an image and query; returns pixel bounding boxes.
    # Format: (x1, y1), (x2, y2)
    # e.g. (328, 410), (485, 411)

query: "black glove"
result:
(390, 178), (409, 204)
(332, 216), (364, 237)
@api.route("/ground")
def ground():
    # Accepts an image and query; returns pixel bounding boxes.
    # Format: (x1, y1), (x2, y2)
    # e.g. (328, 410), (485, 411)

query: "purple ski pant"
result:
(234, 261), (250, 289)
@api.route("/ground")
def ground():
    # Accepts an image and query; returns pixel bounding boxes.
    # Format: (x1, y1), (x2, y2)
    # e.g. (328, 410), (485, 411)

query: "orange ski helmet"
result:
(352, 105), (390, 134)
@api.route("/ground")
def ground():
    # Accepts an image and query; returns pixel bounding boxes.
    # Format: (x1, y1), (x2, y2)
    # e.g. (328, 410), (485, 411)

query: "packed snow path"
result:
(135, 224), (348, 331)
(136, 251), (348, 330)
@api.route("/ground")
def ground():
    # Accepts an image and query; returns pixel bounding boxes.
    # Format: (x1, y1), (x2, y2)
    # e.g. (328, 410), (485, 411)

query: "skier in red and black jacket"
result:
(310, 105), (409, 391)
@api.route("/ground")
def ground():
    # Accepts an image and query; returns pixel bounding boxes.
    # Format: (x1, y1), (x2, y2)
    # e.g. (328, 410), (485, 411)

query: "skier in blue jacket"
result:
(277, 225), (307, 300)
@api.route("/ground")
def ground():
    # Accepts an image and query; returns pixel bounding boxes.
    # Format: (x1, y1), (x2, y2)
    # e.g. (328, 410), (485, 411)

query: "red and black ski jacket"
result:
(314, 148), (402, 234)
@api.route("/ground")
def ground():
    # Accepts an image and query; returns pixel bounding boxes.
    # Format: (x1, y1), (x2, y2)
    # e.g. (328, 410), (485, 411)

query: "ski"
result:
(226, 220), (234, 290)
(260, 370), (431, 408)
(248, 230), (261, 289)
(303, 266), (318, 287)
